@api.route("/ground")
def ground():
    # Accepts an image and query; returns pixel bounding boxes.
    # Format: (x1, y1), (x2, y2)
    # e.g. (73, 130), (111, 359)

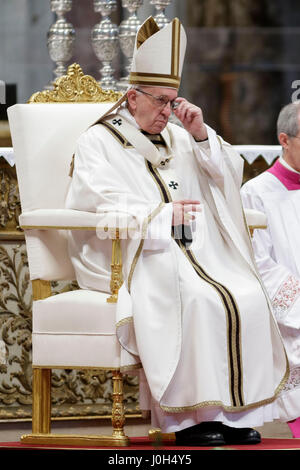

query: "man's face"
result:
(127, 86), (178, 134)
(280, 112), (300, 172)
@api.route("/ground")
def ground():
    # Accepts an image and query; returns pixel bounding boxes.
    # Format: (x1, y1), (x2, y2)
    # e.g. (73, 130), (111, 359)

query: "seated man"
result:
(241, 101), (300, 438)
(65, 17), (290, 446)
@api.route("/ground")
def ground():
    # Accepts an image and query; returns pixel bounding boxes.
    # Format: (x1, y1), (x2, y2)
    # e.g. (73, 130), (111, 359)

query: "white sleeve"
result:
(241, 185), (300, 313)
(66, 127), (166, 239)
(189, 125), (224, 188)
(143, 203), (173, 251)
(190, 124), (244, 194)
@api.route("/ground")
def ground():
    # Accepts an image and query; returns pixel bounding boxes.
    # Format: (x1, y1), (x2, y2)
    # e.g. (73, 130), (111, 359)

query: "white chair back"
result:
(8, 103), (114, 280)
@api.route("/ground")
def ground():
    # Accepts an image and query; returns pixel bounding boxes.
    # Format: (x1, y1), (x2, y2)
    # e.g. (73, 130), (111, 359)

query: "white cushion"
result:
(20, 209), (136, 232)
(20, 209), (104, 229)
(32, 334), (121, 368)
(33, 289), (115, 334)
(32, 289), (121, 368)
(25, 230), (75, 281)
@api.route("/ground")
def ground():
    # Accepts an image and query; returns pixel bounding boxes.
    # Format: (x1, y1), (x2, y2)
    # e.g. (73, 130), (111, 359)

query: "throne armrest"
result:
(20, 209), (137, 304)
(244, 208), (267, 236)
(19, 209), (137, 237)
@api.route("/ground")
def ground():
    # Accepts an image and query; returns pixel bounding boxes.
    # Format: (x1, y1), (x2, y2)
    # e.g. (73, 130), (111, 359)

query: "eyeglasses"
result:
(136, 88), (179, 110)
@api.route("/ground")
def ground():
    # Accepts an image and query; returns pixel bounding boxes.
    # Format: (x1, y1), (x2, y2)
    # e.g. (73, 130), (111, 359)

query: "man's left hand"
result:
(173, 98), (208, 141)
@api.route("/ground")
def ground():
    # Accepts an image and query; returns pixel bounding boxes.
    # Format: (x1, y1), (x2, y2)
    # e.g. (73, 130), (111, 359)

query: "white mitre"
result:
(93, 16), (187, 123)
(129, 16), (187, 90)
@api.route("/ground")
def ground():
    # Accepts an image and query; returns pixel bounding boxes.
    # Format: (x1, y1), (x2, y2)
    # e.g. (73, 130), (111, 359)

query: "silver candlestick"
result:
(91, 0), (119, 90)
(46, 0), (75, 88)
(117, 0), (143, 91)
(150, 0), (172, 28)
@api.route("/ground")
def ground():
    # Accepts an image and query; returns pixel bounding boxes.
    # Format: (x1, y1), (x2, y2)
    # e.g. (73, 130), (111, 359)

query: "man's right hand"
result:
(172, 200), (202, 226)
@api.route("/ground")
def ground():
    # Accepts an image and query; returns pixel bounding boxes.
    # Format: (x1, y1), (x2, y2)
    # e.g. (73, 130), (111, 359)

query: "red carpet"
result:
(0, 437), (300, 450)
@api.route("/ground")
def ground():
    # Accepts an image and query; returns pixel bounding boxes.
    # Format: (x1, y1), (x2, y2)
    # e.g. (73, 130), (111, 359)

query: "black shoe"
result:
(175, 422), (225, 447)
(220, 423), (261, 445)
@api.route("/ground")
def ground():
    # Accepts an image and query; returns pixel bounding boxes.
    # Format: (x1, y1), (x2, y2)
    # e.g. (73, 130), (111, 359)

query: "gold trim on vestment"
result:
(98, 119), (167, 149)
(129, 16), (182, 89)
(69, 154), (75, 177)
(129, 73), (180, 89)
(136, 17), (160, 49)
(116, 317), (133, 328)
(145, 160), (173, 203)
(127, 202), (165, 293)
(240, 209), (291, 392)
(171, 18), (180, 78)
(120, 362), (143, 373)
(141, 131), (167, 147)
(159, 388), (285, 414)
(99, 120), (132, 148)
(181, 245), (244, 408)
(33, 359), (143, 373)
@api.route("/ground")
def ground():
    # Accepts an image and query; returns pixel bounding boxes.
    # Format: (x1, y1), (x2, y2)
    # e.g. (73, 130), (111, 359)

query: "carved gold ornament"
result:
(28, 63), (123, 103)
(0, 160), (22, 239)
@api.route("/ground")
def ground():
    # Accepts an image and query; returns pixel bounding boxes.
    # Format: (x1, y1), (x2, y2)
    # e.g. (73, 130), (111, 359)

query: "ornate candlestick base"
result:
(46, 0), (75, 90)
(91, 0), (119, 90)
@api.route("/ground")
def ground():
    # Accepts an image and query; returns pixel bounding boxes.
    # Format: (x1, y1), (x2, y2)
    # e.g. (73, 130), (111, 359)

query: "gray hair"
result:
(277, 101), (300, 137)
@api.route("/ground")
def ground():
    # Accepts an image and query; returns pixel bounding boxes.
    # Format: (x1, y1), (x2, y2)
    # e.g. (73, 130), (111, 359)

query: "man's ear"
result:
(278, 132), (289, 151)
(127, 89), (137, 114)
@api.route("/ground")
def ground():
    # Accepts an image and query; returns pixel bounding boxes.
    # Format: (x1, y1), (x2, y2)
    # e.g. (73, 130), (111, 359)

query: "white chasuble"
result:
(66, 107), (290, 431)
(241, 161), (300, 422)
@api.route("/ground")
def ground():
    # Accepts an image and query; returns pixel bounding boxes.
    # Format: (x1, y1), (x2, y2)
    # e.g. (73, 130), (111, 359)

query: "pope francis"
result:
(65, 17), (290, 446)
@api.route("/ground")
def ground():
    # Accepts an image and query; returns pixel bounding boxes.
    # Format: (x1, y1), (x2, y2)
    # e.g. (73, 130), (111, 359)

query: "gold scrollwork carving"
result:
(0, 244), (32, 406)
(107, 236), (123, 304)
(0, 161), (22, 238)
(28, 63), (123, 104)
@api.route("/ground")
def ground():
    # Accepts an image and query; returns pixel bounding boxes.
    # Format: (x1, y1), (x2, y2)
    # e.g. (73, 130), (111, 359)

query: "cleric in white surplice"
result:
(241, 101), (300, 437)
(65, 17), (291, 446)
